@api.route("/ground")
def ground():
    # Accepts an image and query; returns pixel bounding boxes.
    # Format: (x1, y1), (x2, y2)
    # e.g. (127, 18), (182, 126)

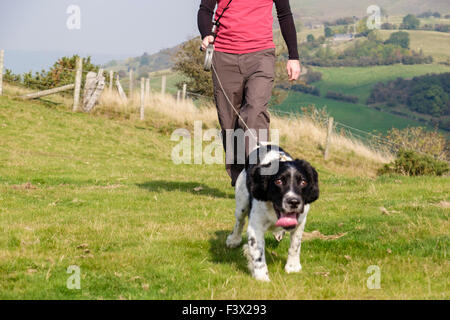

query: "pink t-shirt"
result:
(214, 0), (276, 54)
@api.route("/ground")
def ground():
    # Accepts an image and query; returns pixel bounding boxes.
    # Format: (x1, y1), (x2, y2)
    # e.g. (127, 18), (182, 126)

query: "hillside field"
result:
(379, 30), (450, 63)
(0, 93), (448, 299)
(273, 92), (426, 134)
(272, 64), (450, 134)
(312, 64), (450, 104)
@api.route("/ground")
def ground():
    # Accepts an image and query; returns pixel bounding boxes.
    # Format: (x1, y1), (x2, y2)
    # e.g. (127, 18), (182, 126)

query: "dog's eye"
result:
(300, 180), (308, 187)
(275, 179), (283, 186)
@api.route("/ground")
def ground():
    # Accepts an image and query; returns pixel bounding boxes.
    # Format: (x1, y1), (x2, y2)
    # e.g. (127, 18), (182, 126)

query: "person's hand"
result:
(201, 35), (215, 51)
(286, 60), (301, 81)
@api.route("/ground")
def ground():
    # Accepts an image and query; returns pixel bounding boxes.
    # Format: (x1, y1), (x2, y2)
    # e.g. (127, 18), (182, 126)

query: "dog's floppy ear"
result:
(295, 159), (319, 204)
(248, 163), (272, 201)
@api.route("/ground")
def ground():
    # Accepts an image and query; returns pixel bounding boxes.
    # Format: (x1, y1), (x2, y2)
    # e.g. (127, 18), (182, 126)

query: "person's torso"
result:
(214, 0), (275, 54)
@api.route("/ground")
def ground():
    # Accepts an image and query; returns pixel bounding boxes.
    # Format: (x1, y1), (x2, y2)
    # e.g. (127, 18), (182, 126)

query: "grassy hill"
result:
(0, 88), (448, 299)
(103, 47), (178, 77)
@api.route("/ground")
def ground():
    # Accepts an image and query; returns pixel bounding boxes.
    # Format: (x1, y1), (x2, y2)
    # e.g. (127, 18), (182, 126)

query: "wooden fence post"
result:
(83, 69), (105, 112)
(145, 78), (150, 99)
(182, 83), (187, 100)
(324, 117), (334, 160)
(116, 75), (128, 102)
(109, 70), (113, 93)
(140, 78), (145, 121)
(73, 57), (83, 112)
(161, 75), (166, 95)
(129, 70), (133, 99)
(0, 49), (4, 96)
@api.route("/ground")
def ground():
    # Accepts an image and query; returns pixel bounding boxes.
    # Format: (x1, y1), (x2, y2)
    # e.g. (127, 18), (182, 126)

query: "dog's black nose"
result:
(287, 198), (300, 208)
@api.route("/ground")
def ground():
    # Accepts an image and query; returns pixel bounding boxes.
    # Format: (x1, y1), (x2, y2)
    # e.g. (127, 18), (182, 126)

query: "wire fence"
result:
(108, 73), (429, 157)
(1, 51), (440, 159)
(0, 71), (408, 157)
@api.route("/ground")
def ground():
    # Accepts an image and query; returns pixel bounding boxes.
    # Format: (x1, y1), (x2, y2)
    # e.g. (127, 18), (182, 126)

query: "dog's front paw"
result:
(226, 234), (242, 248)
(243, 245), (271, 282)
(285, 262), (302, 274)
(253, 268), (271, 282)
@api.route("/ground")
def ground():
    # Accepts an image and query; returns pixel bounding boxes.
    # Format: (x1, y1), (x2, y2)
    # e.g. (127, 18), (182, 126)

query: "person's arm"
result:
(274, 0), (299, 60)
(198, 0), (216, 39)
(274, 0), (301, 80)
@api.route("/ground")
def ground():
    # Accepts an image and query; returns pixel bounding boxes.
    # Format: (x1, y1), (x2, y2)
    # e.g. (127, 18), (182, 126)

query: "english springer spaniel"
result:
(226, 145), (319, 282)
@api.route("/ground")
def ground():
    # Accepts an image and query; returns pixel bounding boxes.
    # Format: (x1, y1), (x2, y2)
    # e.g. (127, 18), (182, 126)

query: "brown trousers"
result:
(212, 48), (276, 185)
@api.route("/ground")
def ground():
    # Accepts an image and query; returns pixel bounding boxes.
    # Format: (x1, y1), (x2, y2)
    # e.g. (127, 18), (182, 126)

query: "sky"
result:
(0, 0), (200, 56)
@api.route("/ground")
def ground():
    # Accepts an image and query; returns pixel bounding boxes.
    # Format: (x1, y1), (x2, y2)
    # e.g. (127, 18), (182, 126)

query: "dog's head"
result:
(249, 159), (319, 230)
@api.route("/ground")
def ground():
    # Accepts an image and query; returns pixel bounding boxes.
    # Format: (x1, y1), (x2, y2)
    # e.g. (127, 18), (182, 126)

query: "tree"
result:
(409, 85), (449, 117)
(173, 37), (214, 96)
(357, 17), (371, 36)
(20, 55), (99, 90)
(385, 31), (410, 49)
(324, 27), (334, 38)
(139, 53), (150, 66)
(306, 34), (315, 43)
(402, 14), (420, 30)
(432, 12), (441, 18)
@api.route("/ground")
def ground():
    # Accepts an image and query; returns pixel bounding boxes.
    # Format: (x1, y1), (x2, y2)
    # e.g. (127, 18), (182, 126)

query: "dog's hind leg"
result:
(226, 171), (249, 249)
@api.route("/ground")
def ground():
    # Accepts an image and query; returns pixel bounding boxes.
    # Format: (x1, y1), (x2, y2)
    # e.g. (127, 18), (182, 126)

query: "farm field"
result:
(0, 94), (448, 299)
(312, 64), (450, 104)
(378, 30), (450, 63)
(271, 64), (450, 134)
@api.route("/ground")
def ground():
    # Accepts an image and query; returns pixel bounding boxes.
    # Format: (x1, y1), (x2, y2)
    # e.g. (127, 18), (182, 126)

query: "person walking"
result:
(198, 0), (301, 186)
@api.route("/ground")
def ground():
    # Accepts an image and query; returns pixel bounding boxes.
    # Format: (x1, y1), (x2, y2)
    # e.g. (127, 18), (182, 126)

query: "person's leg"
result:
(212, 51), (246, 185)
(238, 49), (276, 158)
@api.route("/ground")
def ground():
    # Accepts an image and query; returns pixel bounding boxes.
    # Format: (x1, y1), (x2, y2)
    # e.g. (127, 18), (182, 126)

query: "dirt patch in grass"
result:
(303, 230), (347, 241)
(11, 182), (37, 190)
(436, 201), (450, 209)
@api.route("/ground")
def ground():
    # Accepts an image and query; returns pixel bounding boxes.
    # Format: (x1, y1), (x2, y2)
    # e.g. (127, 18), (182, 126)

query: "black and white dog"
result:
(226, 145), (319, 282)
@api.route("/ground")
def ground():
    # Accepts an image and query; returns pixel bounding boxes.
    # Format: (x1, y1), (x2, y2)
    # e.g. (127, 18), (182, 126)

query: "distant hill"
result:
(103, 46), (179, 78)
(290, 0), (450, 22)
(104, 1), (450, 75)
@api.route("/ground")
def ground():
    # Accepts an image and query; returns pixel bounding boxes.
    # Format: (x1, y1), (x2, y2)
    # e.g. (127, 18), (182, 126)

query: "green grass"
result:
(0, 95), (448, 299)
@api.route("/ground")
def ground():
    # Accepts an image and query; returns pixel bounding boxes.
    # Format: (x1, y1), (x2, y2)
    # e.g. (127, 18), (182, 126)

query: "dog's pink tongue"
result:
(276, 213), (298, 228)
